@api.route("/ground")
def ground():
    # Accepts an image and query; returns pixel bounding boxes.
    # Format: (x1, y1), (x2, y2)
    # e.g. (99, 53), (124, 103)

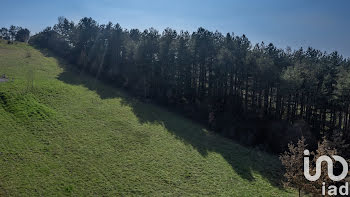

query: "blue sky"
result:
(1, 0), (349, 57)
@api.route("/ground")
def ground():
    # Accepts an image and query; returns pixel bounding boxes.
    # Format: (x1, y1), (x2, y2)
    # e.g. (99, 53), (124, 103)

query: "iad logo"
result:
(304, 149), (349, 196)
(304, 149), (348, 181)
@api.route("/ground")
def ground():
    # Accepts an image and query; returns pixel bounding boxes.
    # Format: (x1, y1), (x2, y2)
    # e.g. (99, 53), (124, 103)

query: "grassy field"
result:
(0, 40), (295, 196)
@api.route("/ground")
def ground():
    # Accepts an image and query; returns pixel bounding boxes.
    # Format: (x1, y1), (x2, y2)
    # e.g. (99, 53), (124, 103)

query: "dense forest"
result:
(29, 17), (350, 153)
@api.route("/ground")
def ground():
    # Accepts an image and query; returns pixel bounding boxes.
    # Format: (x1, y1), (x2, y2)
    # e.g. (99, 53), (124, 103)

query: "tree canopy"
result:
(0, 26), (30, 42)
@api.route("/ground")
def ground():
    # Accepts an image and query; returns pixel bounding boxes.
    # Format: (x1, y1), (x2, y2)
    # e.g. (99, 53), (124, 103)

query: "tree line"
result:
(29, 17), (350, 153)
(0, 25), (30, 43)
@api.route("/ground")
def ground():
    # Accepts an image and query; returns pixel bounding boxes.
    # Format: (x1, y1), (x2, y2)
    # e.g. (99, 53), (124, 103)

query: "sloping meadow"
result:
(0, 41), (295, 196)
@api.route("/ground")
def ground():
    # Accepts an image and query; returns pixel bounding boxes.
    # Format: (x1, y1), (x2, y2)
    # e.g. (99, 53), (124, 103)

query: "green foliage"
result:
(0, 26), (30, 42)
(15, 28), (30, 42)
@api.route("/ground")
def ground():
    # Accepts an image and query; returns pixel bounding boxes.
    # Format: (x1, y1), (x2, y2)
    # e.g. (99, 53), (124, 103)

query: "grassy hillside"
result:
(0, 40), (295, 196)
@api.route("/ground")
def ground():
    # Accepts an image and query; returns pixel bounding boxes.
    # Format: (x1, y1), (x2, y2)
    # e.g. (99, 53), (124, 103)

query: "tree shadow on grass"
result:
(119, 98), (286, 186)
(56, 64), (287, 190)
(33, 46), (122, 99)
(57, 69), (122, 99)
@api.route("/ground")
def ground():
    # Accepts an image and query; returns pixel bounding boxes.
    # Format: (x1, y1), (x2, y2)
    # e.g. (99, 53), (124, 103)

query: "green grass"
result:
(0, 40), (296, 196)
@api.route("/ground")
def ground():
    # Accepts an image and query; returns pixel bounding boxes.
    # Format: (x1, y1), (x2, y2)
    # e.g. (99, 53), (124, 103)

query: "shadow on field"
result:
(34, 46), (122, 99)
(56, 64), (285, 190)
(119, 99), (285, 188)
(58, 69), (122, 99)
